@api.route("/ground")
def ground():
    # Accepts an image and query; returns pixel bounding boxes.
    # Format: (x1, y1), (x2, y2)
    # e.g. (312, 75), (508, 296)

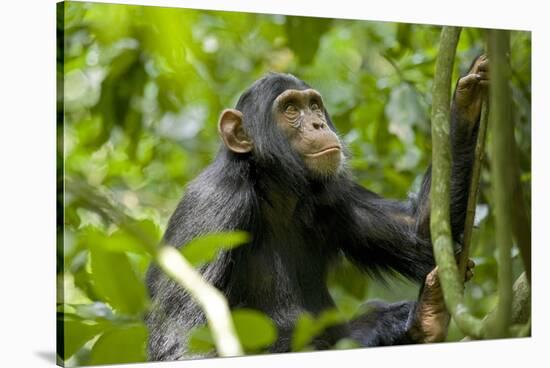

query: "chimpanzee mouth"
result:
(305, 146), (341, 158)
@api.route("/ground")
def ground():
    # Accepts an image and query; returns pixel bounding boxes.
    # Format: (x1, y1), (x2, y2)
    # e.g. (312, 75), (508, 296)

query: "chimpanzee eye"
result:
(311, 103), (320, 111)
(285, 104), (298, 114)
(284, 104), (300, 122)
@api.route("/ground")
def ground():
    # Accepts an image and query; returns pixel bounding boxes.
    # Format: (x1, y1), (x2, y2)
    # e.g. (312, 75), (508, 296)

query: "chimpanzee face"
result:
(217, 77), (344, 178)
(272, 88), (343, 177)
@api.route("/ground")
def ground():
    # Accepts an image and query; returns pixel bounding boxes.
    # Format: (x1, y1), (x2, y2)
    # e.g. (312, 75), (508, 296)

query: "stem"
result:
(511, 272), (531, 325)
(512, 185), (531, 283)
(156, 247), (243, 356)
(430, 26), (484, 339)
(486, 29), (514, 338)
(509, 135), (531, 282)
(482, 272), (530, 337)
(458, 99), (489, 277)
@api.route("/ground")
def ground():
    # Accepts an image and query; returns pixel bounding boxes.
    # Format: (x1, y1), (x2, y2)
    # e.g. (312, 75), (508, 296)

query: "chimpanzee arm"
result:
(337, 185), (435, 282)
(340, 55), (487, 283)
(338, 132), (475, 283)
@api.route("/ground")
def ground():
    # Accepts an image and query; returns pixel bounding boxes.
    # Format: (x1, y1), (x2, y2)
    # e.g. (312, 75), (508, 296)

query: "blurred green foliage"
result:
(58, 1), (531, 365)
(181, 231), (250, 267)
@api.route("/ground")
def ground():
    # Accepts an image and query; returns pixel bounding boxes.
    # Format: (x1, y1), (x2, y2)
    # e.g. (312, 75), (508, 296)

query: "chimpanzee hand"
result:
(409, 260), (475, 343)
(454, 55), (489, 126)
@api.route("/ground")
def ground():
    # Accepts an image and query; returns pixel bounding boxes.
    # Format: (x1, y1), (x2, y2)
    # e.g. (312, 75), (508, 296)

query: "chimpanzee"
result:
(145, 55), (489, 360)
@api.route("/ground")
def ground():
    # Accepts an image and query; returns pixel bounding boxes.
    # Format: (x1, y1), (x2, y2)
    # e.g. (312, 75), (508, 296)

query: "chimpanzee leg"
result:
(347, 300), (418, 346)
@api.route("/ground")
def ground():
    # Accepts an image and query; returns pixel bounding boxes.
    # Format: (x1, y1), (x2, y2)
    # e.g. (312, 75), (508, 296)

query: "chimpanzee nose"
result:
(312, 120), (325, 130)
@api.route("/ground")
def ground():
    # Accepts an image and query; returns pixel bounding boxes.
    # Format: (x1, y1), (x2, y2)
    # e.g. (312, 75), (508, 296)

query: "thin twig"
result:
(458, 98), (489, 277)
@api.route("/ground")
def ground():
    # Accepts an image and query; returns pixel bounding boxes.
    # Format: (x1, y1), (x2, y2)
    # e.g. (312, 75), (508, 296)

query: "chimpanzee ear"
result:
(218, 109), (253, 153)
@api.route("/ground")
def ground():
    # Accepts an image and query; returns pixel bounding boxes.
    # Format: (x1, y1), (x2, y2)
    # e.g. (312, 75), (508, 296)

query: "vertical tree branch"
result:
(430, 26), (483, 339)
(485, 29), (514, 338)
(458, 99), (489, 278)
(508, 111), (531, 283)
(512, 183), (531, 283)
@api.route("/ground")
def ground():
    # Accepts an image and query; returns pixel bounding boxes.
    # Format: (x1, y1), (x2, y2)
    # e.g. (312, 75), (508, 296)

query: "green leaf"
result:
(291, 309), (347, 351)
(83, 219), (160, 256)
(180, 231), (250, 267)
(188, 309), (277, 354)
(73, 302), (116, 321)
(89, 325), (147, 365)
(328, 287), (363, 319)
(62, 319), (107, 360)
(291, 313), (316, 351)
(89, 247), (148, 315)
(285, 17), (332, 64)
(188, 325), (215, 354)
(333, 338), (361, 350)
(232, 309), (277, 351)
(85, 228), (144, 255)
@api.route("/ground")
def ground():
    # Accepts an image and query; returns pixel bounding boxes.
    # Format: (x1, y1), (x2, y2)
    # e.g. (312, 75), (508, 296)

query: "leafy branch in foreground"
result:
(65, 177), (244, 356)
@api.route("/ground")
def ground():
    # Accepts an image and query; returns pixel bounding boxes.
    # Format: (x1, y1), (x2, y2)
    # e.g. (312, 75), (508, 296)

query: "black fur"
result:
(145, 73), (478, 360)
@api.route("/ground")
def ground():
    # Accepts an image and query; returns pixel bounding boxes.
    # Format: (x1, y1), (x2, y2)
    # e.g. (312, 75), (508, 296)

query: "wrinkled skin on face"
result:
(272, 89), (343, 177)
(217, 88), (343, 178)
